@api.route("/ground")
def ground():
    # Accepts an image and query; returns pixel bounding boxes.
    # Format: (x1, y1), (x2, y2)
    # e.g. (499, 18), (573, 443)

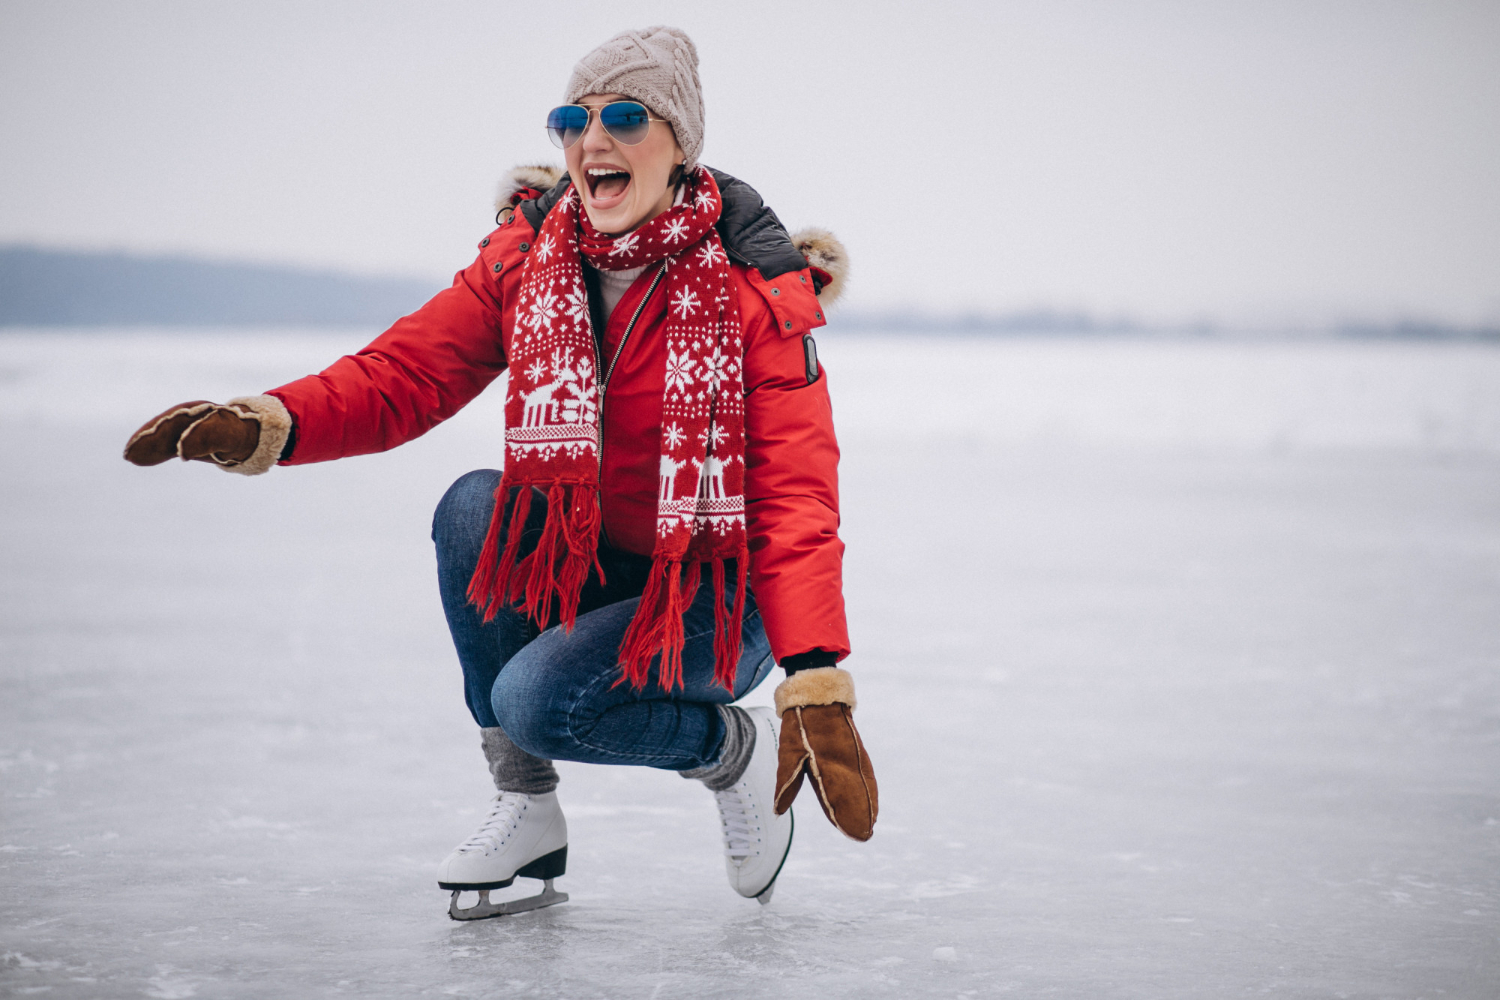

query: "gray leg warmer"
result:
(480, 727), (559, 795)
(679, 705), (756, 792)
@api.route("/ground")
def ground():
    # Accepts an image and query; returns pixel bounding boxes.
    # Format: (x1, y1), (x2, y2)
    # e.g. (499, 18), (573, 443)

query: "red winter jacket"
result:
(266, 184), (849, 663)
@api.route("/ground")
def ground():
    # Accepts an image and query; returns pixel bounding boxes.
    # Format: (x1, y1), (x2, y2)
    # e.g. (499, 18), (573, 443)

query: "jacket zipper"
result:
(594, 260), (669, 542)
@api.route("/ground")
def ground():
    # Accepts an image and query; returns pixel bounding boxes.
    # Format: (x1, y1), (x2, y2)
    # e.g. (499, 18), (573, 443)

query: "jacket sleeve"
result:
(266, 241), (515, 465)
(741, 270), (851, 663)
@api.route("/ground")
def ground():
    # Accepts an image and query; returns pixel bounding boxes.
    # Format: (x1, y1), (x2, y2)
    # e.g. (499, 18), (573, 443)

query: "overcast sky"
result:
(2, 0), (1497, 324)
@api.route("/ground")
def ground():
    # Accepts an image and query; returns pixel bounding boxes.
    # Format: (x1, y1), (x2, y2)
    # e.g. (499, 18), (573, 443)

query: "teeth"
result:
(587, 168), (629, 177)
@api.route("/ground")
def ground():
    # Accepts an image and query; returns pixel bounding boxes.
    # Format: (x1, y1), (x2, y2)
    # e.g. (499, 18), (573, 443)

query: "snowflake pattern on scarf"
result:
(468, 167), (748, 692)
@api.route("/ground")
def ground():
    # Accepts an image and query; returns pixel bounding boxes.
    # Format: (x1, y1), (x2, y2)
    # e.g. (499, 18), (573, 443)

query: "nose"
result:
(580, 108), (613, 153)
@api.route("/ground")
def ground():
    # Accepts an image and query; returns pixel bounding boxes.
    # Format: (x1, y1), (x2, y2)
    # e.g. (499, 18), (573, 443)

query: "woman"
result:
(123, 26), (876, 919)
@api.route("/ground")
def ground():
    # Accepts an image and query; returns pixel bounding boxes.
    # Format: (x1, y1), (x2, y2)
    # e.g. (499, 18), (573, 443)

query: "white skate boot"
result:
(438, 791), (569, 920)
(714, 706), (794, 903)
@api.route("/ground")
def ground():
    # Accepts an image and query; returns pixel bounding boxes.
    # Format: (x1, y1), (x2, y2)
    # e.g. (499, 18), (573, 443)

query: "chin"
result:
(585, 202), (643, 237)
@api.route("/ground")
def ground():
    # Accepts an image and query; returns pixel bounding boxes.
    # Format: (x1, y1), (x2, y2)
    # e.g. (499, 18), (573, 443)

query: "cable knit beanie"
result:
(564, 26), (705, 170)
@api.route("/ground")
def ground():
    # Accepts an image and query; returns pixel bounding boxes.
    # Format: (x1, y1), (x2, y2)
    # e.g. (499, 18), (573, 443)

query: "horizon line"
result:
(2, 242), (1495, 340)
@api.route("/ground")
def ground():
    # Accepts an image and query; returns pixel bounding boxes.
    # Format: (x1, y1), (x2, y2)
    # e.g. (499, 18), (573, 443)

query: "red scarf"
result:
(468, 167), (748, 692)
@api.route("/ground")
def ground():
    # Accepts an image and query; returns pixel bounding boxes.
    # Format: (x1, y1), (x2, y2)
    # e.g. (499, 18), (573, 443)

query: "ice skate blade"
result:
(756, 881), (775, 906)
(448, 879), (568, 921)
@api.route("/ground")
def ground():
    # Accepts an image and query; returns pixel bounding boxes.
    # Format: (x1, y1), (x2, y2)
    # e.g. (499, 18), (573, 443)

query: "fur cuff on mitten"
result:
(773, 667), (878, 841)
(774, 665), (857, 716)
(220, 395), (292, 476)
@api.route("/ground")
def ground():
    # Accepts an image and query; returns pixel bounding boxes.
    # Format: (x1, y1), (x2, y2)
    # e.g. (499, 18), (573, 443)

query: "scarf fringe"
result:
(465, 480), (600, 631)
(521, 483), (567, 626)
(616, 557), (665, 688)
(617, 557), (715, 691)
(613, 552), (749, 693)
(556, 485), (604, 628)
(466, 482), (530, 623)
(711, 551), (750, 692)
(472, 498), (749, 693)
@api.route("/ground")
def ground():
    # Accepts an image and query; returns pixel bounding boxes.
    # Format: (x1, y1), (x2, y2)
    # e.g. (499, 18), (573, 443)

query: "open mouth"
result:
(586, 166), (632, 207)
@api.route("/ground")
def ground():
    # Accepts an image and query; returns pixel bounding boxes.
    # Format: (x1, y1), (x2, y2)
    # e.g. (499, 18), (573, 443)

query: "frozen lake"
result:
(3, 329), (1499, 998)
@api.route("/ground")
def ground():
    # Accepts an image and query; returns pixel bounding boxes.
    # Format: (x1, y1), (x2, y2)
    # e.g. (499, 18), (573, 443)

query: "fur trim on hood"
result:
(789, 227), (848, 309)
(495, 163), (847, 306)
(496, 164), (566, 214)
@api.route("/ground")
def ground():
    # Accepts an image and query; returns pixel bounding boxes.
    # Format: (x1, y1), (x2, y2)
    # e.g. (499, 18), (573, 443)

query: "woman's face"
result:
(565, 92), (685, 236)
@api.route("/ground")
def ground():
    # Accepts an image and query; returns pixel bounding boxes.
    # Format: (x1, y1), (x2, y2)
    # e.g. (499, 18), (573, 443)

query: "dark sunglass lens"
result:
(546, 105), (589, 148)
(600, 102), (652, 145)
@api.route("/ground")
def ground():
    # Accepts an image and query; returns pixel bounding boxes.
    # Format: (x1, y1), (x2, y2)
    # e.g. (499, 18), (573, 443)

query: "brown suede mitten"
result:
(123, 395), (293, 476)
(177, 406), (262, 465)
(773, 666), (878, 841)
(122, 401), (217, 465)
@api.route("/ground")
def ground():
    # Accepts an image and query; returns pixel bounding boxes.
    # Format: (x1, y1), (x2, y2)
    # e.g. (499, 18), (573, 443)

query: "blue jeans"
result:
(432, 470), (776, 771)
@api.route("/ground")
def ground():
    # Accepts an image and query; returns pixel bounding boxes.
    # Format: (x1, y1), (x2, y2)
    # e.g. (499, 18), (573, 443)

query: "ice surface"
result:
(3, 329), (1499, 998)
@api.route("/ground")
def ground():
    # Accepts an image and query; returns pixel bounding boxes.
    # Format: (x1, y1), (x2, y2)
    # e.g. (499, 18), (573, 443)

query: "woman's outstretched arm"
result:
(125, 219), (532, 471)
(268, 244), (516, 465)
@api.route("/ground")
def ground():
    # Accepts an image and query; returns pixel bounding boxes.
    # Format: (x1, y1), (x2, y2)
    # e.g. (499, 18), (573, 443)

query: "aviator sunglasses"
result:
(546, 101), (668, 148)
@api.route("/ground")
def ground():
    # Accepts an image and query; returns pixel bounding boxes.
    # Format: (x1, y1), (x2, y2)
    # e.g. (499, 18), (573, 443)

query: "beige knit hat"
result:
(564, 26), (704, 169)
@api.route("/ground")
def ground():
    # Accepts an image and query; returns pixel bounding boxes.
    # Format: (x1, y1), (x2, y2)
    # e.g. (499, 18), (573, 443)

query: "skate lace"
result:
(455, 792), (528, 855)
(714, 783), (761, 860)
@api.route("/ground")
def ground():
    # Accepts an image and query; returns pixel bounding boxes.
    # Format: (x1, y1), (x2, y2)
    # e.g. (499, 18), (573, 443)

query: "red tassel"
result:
(617, 557), (668, 690)
(712, 558), (731, 689)
(657, 561), (702, 691)
(467, 482), (532, 623)
(496, 486), (534, 609)
(518, 483), (567, 627)
(679, 560), (703, 619)
(712, 551), (749, 692)
(466, 480), (603, 634)
(555, 483), (601, 631)
(657, 562), (687, 691)
(616, 557), (707, 691)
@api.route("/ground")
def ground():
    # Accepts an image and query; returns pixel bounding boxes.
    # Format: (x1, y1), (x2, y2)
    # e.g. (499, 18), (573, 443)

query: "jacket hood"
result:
(496, 164), (847, 308)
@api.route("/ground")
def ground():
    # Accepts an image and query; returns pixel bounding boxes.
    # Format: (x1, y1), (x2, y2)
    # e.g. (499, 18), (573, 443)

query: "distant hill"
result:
(0, 245), (440, 326)
(5, 244), (1495, 341)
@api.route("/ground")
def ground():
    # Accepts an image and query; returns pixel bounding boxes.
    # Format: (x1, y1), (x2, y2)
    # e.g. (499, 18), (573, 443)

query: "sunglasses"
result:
(546, 101), (668, 149)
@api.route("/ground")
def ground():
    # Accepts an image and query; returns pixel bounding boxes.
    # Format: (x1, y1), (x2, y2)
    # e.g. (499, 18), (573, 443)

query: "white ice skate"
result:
(714, 706), (794, 904)
(438, 790), (569, 920)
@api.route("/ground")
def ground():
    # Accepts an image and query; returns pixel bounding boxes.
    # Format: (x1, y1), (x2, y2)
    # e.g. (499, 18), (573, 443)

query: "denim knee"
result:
(490, 654), (576, 761)
(432, 468), (501, 547)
